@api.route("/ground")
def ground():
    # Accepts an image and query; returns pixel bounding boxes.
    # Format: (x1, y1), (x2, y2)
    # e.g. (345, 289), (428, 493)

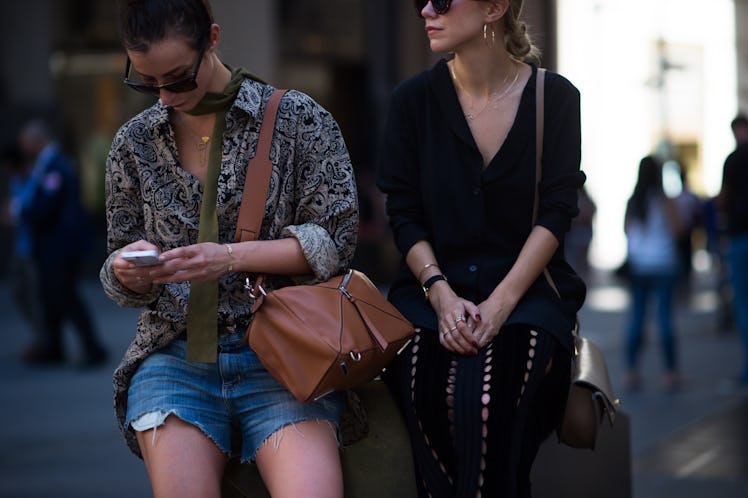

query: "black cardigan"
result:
(376, 60), (586, 353)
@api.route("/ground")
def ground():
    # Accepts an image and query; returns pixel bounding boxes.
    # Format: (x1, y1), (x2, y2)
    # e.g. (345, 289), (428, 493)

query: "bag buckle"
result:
(338, 352), (361, 378)
(245, 277), (267, 305)
(338, 269), (354, 300)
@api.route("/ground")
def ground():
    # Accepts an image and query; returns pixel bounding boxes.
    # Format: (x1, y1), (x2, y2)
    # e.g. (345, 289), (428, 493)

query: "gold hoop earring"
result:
(483, 24), (496, 49)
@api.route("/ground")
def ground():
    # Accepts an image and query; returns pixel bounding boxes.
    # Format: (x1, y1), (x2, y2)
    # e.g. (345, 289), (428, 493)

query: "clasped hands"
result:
(435, 293), (507, 356)
(113, 240), (232, 293)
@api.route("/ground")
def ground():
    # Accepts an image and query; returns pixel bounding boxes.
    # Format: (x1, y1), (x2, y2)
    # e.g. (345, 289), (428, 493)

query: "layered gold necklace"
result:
(177, 113), (211, 151)
(450, 62), (520, 121)
(175, 112), (212, 170)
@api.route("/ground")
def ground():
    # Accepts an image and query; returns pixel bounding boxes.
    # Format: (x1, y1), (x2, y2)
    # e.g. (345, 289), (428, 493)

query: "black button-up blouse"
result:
(377, 60), (586, 352)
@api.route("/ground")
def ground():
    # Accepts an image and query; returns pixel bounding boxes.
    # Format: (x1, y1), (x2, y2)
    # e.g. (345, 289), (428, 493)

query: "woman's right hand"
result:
(429, 282), (481, 356)
(112, 241), (161, 293)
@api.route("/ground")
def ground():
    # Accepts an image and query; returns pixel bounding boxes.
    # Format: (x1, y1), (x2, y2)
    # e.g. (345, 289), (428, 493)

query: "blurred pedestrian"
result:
(623, 155), (683, 391)
(15, 119), (107, 367)
(673, 164), (703, 295)
(100, 1), (358, 496)
(717, 114), (748, 385)
(565, 185), (596, 280)
(702, 196), (733, 332)
(377, 0), (586, 495)
(1, 143), (44, 355)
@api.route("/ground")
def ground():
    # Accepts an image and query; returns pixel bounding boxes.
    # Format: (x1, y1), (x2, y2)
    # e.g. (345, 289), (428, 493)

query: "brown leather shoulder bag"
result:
(235, 89), (414, 403)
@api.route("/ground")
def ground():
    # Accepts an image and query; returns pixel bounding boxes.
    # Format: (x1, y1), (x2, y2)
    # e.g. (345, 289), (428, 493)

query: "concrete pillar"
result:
(736, 0), (748, 112)
(0, 0), (56, 109)
(522, 0), (557, 69)
(211, 0), (277, 82)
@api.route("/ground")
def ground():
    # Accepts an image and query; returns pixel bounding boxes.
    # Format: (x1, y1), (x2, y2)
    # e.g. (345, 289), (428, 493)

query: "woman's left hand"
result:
(150, 242), (231, 284)
(472, 298), (515, 349)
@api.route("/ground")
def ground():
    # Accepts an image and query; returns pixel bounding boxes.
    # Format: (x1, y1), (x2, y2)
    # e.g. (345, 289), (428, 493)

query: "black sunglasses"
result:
(123, 43), (207, 95)
(414, 0), (453, 17)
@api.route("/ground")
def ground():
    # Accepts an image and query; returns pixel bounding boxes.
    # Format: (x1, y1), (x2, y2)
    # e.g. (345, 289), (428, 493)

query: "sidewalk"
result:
(0, 268), (747, 497)
(0, 276), (151, 498)
(579, 269), (748, 497)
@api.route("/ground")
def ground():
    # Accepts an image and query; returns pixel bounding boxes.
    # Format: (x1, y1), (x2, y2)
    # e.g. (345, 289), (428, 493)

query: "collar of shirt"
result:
(143, 78), (270, 135)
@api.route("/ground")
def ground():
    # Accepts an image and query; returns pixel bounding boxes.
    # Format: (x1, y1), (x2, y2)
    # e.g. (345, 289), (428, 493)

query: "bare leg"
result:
(136, 415), (226, 498)
(255, 420), (342, 498)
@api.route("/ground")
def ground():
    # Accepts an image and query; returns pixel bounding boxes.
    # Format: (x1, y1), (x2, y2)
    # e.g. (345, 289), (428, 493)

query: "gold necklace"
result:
(450, 63), (520, 120)
(177, 113), (211, 151)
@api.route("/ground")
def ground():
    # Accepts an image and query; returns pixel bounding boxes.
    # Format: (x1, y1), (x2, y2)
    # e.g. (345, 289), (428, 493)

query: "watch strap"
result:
(422, 274), (447, 299)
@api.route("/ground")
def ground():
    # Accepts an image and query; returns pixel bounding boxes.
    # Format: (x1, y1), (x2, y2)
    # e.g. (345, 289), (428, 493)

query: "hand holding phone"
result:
(121, 249), (162, 267)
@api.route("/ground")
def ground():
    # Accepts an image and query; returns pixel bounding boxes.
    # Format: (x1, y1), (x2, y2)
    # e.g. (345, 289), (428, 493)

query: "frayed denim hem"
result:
(128, 410), (232, 457)
(244, 418), (340, 464)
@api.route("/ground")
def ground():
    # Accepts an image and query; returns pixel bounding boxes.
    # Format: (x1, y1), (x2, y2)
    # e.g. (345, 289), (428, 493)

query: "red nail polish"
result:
(475, 314), (482, 321)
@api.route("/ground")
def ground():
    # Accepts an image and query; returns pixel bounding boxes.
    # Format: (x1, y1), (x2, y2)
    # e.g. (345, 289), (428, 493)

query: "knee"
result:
(256, 421), (343, 498)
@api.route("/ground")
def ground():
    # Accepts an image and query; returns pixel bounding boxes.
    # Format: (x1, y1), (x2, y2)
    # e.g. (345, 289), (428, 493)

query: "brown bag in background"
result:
(557, 332), (619, 449)
(247, 269), (414, 402)
(234, 89), (414, 403)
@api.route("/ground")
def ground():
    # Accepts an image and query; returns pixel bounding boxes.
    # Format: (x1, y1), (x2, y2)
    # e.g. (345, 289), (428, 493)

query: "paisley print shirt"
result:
(100, 78), (359, 456)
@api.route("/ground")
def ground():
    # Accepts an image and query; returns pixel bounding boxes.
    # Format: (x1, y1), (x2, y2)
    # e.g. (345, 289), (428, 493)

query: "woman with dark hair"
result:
(376, 1), (586, 496)
(623, 155), (683, 391)
(100, 1), (358, 496)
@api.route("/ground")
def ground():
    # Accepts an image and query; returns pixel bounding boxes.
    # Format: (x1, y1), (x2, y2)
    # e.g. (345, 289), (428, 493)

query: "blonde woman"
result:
(377, 1), (586, 495)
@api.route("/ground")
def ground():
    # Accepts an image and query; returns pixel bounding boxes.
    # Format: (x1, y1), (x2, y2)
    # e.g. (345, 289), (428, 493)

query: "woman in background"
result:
(623, 155), (683, 392)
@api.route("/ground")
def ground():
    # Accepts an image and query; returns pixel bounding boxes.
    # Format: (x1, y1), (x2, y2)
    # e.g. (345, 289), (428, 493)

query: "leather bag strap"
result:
(234, 89), (288, 243)
(352, 299), (389, 351)
(533, 67), (545, 225)
(533, 68), (561, 299)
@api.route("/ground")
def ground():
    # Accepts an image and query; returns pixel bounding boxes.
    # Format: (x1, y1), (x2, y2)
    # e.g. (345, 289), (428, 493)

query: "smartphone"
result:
(121, 249), (162, 266)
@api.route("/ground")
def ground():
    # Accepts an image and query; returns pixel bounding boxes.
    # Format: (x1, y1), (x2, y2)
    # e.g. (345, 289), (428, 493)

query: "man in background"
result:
(14, 119), (107, 367)
(718, 114), (748, 386)
(2, 142), (44, 358)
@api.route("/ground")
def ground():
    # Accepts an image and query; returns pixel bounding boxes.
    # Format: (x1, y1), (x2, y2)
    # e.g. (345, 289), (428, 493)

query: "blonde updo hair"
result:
(502, 0), (541, 64)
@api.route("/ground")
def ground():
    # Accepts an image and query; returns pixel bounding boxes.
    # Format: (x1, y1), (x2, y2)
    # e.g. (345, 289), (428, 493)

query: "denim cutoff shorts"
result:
(126, 331), (344, 462)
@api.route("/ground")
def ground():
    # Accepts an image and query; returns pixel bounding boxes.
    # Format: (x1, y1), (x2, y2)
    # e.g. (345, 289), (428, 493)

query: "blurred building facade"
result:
(1, 0), (743, 280)
(0, 0), (554, 281)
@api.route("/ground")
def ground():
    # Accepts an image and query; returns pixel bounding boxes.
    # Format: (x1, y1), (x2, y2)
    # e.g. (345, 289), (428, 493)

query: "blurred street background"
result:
(2, 1), (748, 497)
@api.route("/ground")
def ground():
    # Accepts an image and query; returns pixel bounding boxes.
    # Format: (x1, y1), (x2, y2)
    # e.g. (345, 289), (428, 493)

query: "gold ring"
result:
(448, 326), (458, 332)
(455, 315), (466, 323)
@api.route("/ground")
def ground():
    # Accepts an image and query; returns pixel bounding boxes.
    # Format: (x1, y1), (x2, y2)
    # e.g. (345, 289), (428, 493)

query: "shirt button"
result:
(469, 265), (478, 272)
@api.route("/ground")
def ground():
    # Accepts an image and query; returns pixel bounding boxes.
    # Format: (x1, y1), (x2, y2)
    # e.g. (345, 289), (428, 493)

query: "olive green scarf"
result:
(185, 66), (261, 363)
